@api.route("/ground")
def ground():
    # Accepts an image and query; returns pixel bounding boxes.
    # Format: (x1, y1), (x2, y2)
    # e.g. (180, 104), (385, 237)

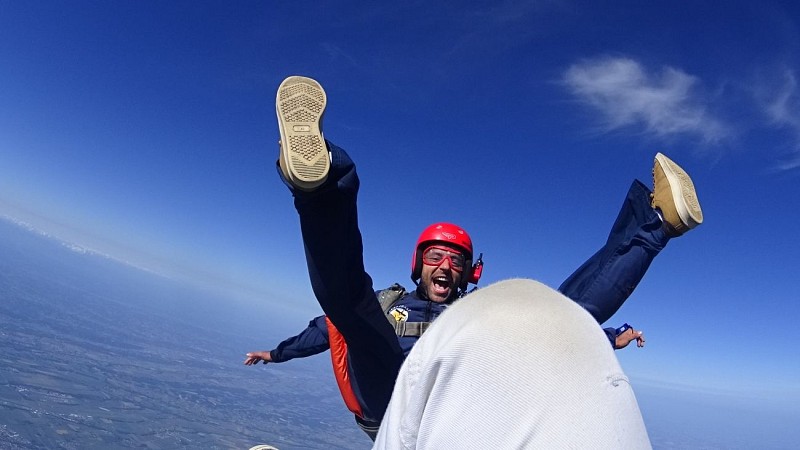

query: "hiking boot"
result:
(651, 152), (703, 236)
(276, 76), (329, 191)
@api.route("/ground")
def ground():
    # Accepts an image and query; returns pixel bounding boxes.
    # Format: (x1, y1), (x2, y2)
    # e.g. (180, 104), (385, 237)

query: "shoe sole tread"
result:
(276, 76), (329, 190)
(654, 153), (703, 228)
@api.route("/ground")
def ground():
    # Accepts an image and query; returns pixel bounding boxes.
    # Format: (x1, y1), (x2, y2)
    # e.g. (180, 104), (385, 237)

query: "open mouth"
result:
(431, 275), (452, 297)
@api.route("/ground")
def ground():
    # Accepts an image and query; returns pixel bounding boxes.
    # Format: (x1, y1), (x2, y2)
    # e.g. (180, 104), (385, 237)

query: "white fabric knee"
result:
(373, 278), (651, 449)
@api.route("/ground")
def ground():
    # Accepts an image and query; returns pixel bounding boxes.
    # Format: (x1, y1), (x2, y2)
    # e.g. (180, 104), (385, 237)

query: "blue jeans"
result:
(282, 140), (669, 425)
(558, 180), (669, 324)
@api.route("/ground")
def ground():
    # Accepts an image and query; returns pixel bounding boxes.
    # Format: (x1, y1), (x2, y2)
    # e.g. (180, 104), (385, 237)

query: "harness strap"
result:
(378, 283), (407, 312)
(392, 320), (430, 337)
(378, 283), (433, 337)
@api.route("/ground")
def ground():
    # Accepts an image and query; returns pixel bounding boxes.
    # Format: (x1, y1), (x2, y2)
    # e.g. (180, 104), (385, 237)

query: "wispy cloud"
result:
(563, 56), (728, 144)
(757, 68), (800, 170)
(477, 0), (561, 26)
(321, 42), (360, 68)
(440, 0), (565, 60)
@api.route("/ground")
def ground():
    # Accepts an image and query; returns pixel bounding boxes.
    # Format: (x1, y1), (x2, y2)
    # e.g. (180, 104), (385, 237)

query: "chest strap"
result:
(378, 283), (432, 338)
(391, 320), (430, 337)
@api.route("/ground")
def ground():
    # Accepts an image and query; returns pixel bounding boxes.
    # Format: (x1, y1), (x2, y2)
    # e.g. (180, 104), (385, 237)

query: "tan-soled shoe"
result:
(276, 76), (329, 191)
(651, 152), (704, 236)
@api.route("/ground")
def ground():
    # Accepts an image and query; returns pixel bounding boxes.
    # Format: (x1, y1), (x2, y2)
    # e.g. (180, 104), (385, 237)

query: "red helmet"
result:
(410, 222), (481, 290)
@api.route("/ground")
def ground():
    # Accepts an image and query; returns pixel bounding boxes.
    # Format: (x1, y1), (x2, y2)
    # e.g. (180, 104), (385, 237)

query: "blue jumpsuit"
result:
(281, 140), (669, 432)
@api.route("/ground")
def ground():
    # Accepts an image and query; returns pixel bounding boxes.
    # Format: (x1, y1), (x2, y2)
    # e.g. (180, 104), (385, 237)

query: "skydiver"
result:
(246, 76), (701, 440)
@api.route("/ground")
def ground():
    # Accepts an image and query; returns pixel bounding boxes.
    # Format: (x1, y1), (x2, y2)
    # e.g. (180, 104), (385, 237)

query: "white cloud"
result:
(563, 56), (728, 144)
(758, 69), (800, 170)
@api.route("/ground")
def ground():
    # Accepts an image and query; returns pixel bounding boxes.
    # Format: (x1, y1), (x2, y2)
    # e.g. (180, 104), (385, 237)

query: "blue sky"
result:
(1, 1), (799, 445)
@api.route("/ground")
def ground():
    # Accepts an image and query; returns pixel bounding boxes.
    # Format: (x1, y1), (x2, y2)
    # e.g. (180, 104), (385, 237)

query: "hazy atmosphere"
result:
(2, 2), (799, 448)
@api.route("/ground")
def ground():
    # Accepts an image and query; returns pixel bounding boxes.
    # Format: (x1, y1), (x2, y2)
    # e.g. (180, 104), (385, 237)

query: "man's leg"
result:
(276, 76), (403, 423)
(558, 153), (703, 325)
(558, 180), (665, 324)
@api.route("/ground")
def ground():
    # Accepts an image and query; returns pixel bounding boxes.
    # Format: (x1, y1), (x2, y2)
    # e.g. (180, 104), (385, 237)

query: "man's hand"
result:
(614, 328), (645, 349)
(244, 351), (273, 365)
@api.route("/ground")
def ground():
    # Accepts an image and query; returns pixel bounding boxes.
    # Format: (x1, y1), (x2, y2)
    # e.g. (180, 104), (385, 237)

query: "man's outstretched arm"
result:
(244, 315), (331, 365)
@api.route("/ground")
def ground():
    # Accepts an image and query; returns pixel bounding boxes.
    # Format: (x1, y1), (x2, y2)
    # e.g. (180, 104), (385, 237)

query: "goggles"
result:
(422, 246), (467, 272)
